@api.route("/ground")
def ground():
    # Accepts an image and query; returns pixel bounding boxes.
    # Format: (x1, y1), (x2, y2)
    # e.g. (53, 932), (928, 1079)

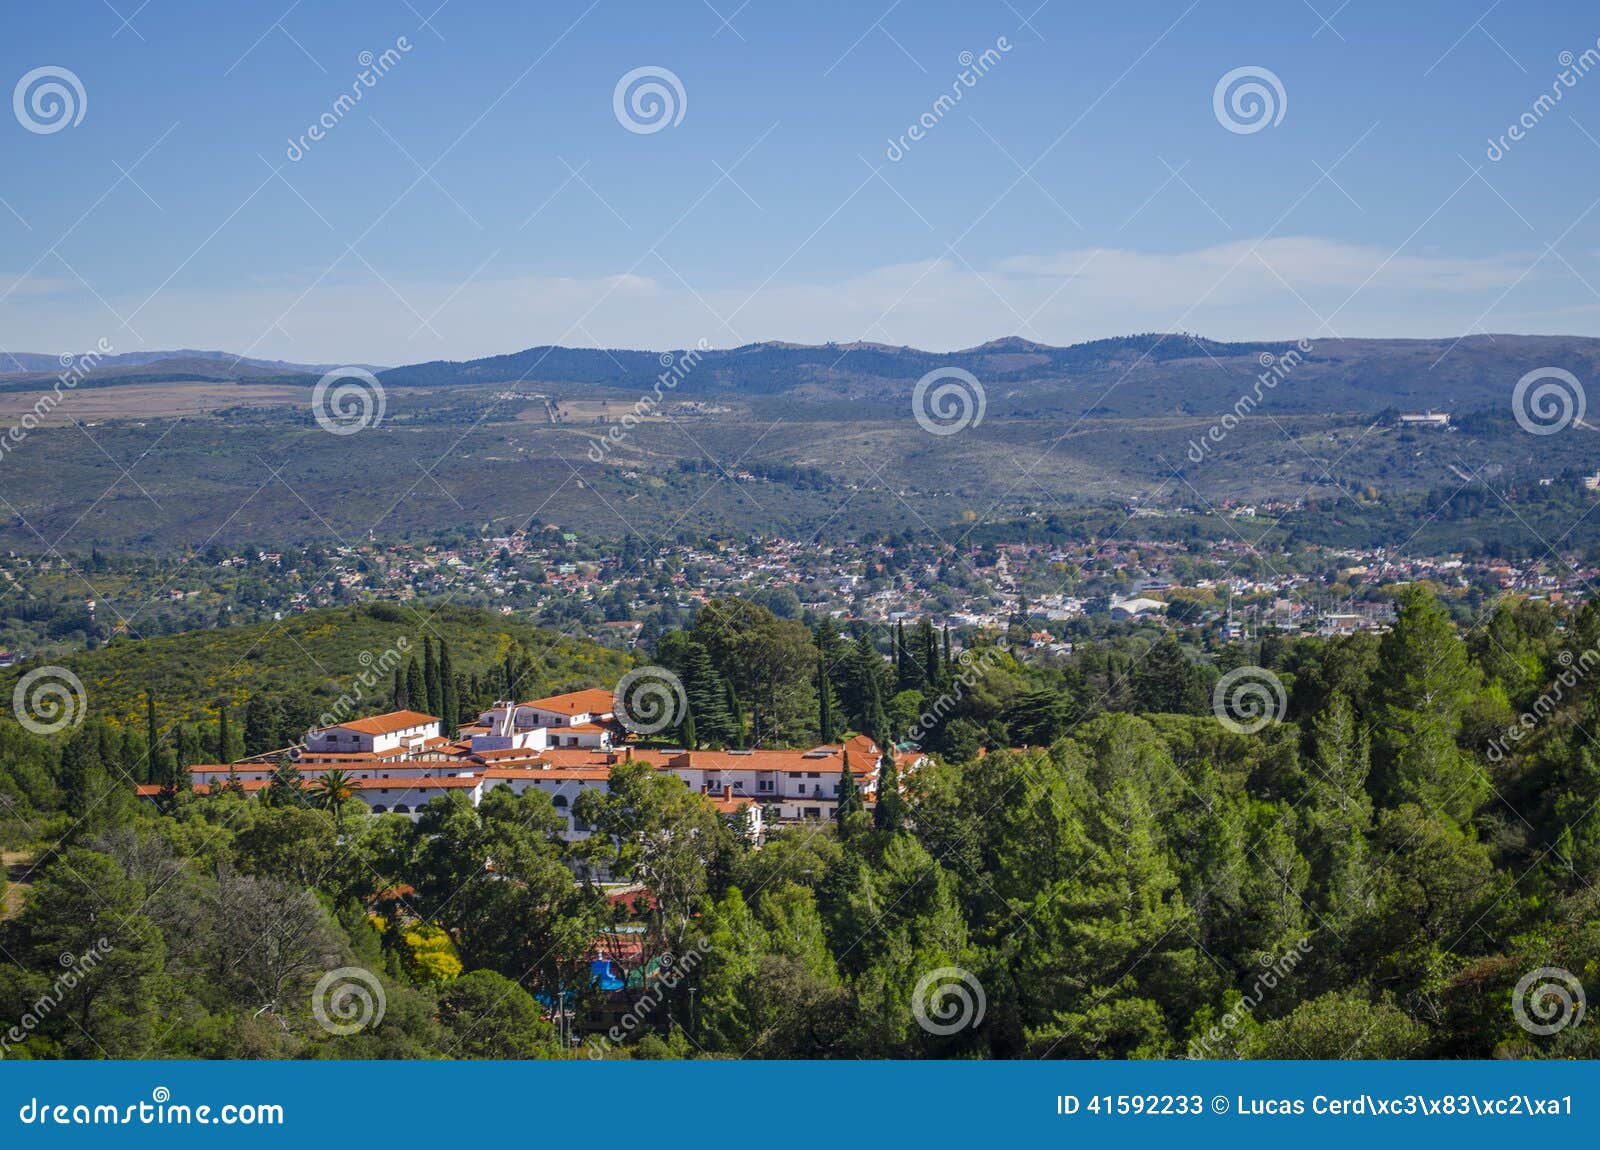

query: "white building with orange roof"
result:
(304, 709), (440, 756)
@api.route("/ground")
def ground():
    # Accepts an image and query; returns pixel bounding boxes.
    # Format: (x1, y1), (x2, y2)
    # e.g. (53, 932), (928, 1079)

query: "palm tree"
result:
(312, 768), (355, 833)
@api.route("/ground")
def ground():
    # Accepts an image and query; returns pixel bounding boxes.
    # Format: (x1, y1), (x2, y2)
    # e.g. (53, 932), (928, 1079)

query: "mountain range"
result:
(7, 332), (1599, 420)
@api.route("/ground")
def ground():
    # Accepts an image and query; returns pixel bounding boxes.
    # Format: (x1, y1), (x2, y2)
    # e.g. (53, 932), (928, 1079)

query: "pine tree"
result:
(439, 641), (459, 738)
(265, 754), (305, 807)
(873, 743), (905, 832)
(725, 681), (745, 749)
(681, 642), (734, 746)
(818, 661), (840, 744)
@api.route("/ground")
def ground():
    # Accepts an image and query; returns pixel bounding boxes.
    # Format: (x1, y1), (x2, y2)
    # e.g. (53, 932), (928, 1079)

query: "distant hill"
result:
(376, 332), (1600, 416)
(0, 349), (345, 375)
(1, 603), (632, 730)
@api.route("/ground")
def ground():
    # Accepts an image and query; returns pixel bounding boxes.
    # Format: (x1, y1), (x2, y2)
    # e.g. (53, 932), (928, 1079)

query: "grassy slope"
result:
(4, 603), (632, 729)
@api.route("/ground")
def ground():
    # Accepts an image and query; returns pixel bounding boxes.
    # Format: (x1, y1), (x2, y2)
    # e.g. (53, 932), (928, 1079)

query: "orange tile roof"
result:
(520, 688), (615, 716)
(321, 710), (438, 736)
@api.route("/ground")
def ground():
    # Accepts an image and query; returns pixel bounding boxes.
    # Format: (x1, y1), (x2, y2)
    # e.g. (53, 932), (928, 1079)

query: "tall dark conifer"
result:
(439, 641), (459, 737)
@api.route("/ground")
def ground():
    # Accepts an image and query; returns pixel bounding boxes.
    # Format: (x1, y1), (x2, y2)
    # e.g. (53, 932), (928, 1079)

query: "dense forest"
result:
(0, 587), (1596, 1059)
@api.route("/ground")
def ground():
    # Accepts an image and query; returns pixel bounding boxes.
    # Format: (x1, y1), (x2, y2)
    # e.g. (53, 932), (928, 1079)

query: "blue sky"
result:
(4, 0), (1600, 363)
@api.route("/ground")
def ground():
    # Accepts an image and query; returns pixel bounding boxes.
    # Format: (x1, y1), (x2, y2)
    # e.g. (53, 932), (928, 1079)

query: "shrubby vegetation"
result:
(1, 589), (1597, 1059)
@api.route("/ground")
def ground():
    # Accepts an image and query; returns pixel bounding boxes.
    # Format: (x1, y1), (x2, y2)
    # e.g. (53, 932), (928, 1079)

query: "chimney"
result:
(723, 785), (733, 801)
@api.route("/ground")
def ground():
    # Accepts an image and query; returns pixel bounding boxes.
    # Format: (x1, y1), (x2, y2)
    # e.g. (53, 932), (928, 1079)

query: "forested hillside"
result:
(0, 590), (1595, 1059)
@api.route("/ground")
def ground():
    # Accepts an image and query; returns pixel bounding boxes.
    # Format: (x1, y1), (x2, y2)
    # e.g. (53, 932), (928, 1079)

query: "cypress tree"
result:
(680, 707), (697, 751)
(423, 636), (442, 717)
(918, 618), (941, 686)
(836, 747), (862, 828)
(943, 624), (952, 670)
(145, 690), (160, 784)
(216, 704), (233, 763)
(393, 667), (406, 710)
(406, 656), (426, 714)
(439, 641), (459, 737)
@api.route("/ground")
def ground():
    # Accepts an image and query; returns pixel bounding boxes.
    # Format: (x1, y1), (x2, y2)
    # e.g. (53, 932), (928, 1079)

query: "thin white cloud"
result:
(0, 236), (1580, 364)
